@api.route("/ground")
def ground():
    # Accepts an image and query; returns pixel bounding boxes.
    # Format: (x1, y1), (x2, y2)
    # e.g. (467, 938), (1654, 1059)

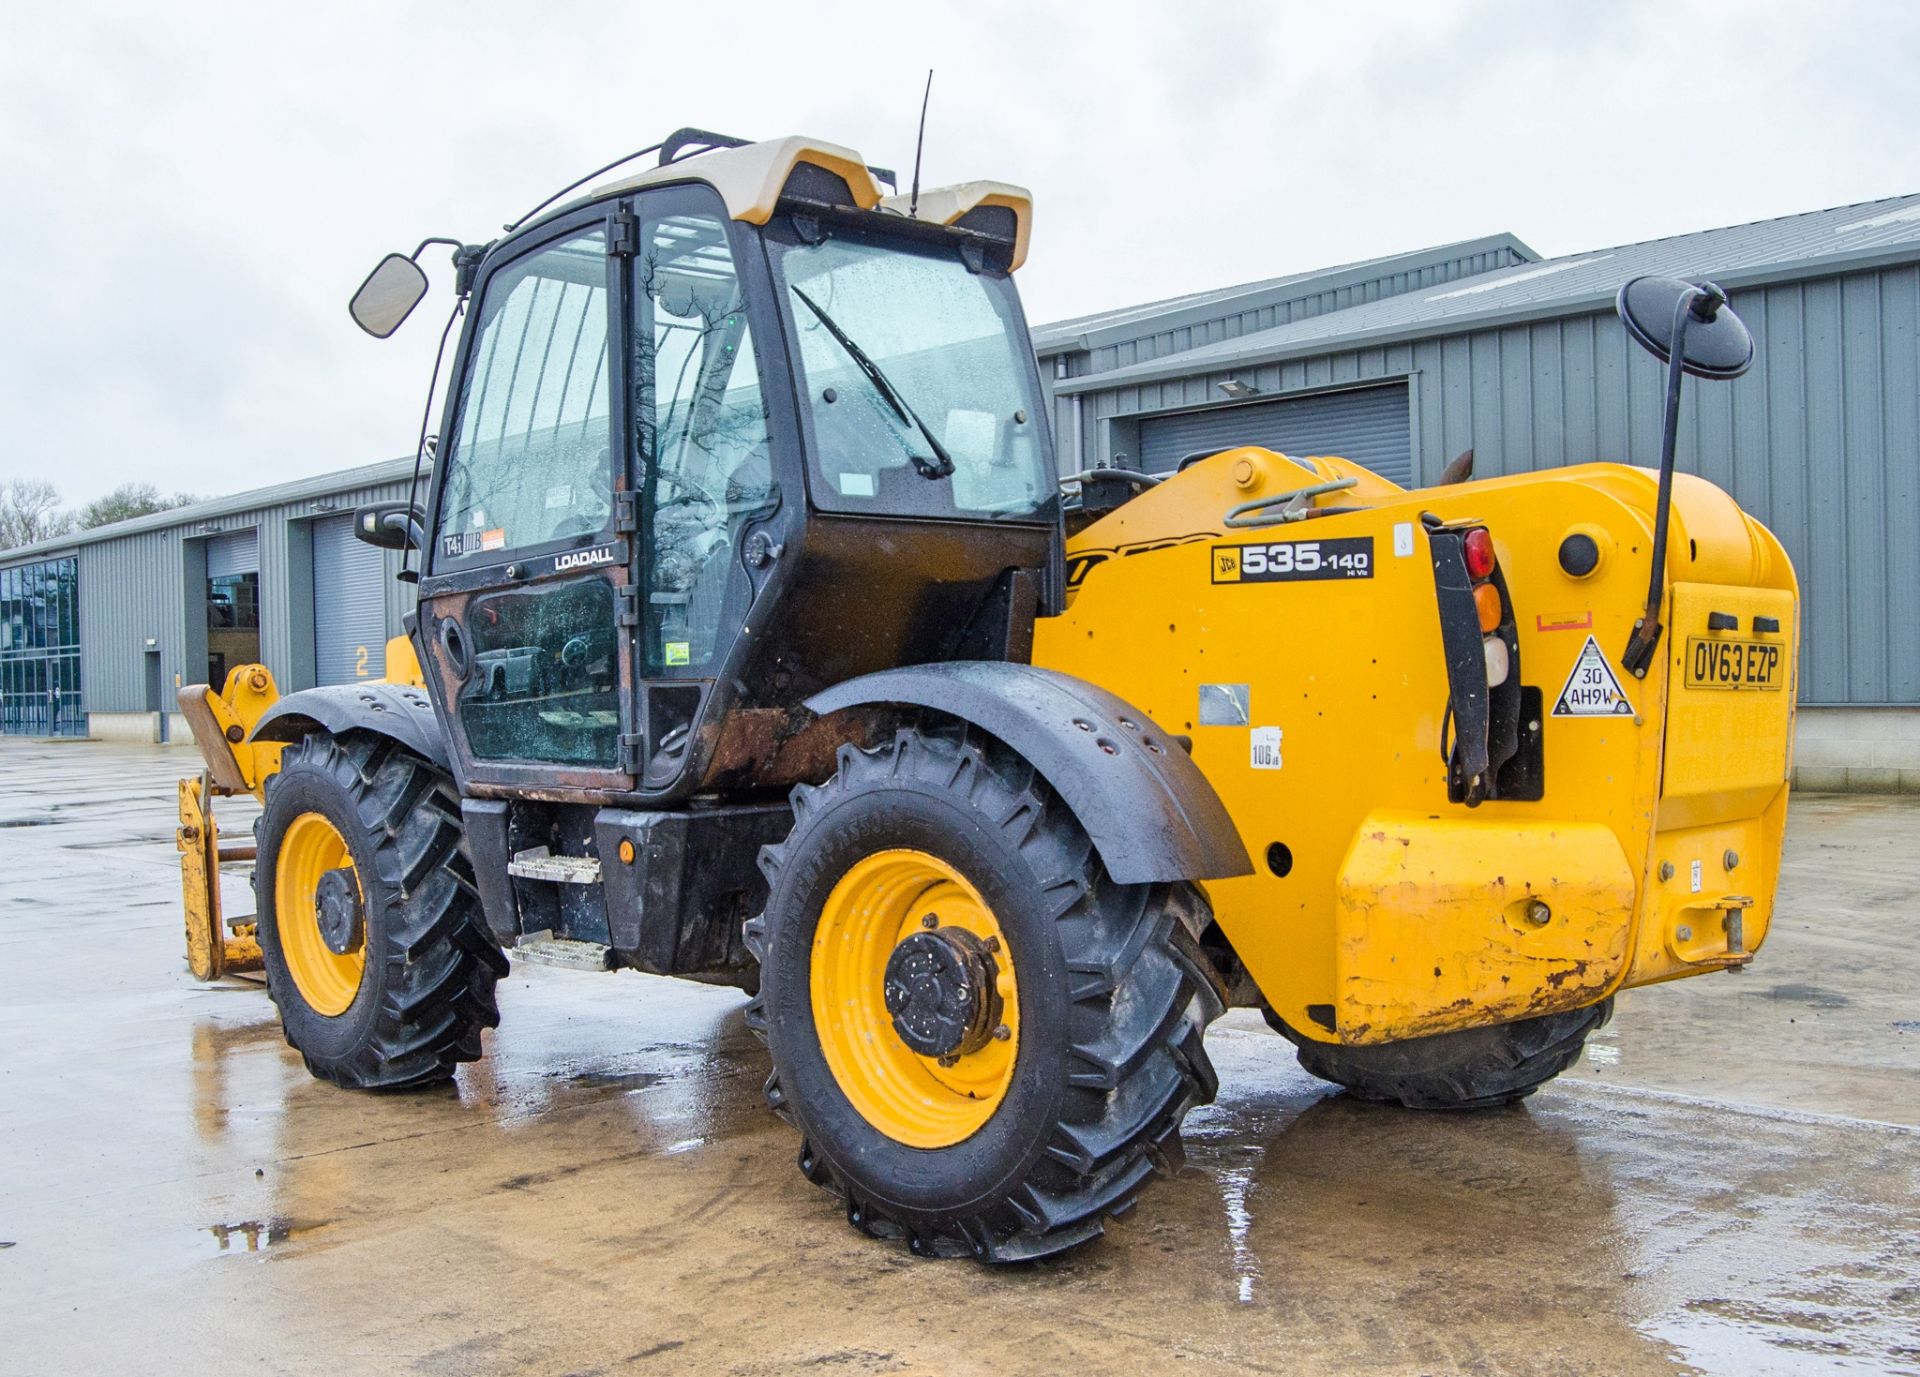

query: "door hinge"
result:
(618, 732), (646, 775)
(614, 490), (639, 535)
(617, 585), (641, 628)
(609, 206), (638, 258)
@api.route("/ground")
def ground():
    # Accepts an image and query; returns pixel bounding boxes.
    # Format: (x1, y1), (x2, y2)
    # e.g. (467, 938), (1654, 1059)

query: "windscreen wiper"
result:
(789, 285), (955, 479)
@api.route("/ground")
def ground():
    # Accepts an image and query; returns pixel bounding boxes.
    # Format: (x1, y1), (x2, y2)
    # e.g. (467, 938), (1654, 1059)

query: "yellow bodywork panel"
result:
(1659, 582), (1797, 827)
(383, 633), (425, 688)
(1333, 814), (1634, 1041)
(1036, 447), (1798, 1046)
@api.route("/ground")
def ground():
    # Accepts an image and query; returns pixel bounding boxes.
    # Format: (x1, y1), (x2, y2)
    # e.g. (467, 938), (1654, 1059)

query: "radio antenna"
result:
(908, 70), (933, 217)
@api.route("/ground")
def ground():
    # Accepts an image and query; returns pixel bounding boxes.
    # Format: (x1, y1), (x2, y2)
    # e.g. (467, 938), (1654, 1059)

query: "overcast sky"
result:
(3, 0), (1916, 506)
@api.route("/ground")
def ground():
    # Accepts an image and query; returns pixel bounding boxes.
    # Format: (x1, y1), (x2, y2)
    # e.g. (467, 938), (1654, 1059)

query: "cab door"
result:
(627, 184), (786, 790)
(415, 209), (634, 794)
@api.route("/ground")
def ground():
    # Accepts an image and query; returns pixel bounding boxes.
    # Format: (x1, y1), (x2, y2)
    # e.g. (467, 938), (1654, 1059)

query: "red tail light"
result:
(1464, 528), (1497, 579)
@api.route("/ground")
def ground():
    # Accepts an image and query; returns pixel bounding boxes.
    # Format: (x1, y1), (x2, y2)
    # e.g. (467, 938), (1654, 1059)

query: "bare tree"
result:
(77, 481), (198, 530)
(0, 479), (74, 551)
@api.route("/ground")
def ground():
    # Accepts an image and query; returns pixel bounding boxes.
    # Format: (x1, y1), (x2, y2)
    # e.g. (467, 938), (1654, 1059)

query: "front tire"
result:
(744, 723), (1224, 1262)
(256, 731), (507, 1090)
(1275, 999), (1613, 1109)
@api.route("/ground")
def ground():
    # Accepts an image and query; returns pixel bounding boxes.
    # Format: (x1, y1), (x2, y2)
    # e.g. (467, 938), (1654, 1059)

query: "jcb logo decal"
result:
(1211, 537), (1373, 584)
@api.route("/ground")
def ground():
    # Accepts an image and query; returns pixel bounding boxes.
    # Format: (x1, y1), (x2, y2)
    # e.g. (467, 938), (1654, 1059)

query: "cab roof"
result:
(550, 133), (1034, 271)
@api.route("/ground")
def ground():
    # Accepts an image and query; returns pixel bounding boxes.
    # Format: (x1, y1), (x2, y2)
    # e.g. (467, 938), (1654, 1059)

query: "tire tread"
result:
(258, 732), (505, 1091)
(744, 722), (1224, 1262)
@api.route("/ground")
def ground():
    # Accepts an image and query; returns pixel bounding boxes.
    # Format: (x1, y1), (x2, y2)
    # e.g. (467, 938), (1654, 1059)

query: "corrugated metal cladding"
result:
(1138, 383), (1411, 482)
(312, 514), (388, 685)
(76, 527), (192, 712)
(15, 471), (421, 713)
(205, 529), (258, 577)
(1082, 246), (1528, 378)
(1042, 238), (1534, 473)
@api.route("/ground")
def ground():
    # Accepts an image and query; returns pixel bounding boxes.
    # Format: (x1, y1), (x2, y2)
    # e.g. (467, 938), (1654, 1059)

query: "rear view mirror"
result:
(1617, 276), (1754, 380)
(349, 253), (429, 338)
(354, 501), (424, 551)
(1612, 274), (1757, 679)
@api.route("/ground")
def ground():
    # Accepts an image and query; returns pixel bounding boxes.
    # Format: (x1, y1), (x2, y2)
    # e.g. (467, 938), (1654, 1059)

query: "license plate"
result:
(1684, 636), (1784, 691)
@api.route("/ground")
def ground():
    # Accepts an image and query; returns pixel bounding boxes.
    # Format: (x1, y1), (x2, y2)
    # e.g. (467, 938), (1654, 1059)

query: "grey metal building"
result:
(0, 458), (418, 743)
(1035, 194), (1920, 791)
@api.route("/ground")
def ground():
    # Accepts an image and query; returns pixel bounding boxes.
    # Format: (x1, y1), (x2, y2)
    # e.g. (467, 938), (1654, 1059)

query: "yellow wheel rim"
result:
(274, 811), (365, 1017)
(810, 849), (1019, 1149)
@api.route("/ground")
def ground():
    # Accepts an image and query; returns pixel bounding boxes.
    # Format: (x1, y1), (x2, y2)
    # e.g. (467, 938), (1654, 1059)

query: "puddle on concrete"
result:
(1213, 1158), (1262, 1303)
(560, 1068), (671, 1093)
(1650, 1304), (1919, 1376)
(1764, 982), (1852, 1009)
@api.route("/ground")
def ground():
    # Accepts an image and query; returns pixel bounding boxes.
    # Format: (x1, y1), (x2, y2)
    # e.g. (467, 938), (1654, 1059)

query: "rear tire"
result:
(1275, 999), (1612, 1109)
(256, 731), (507, 1090)
(744, 723), (1225, 1262)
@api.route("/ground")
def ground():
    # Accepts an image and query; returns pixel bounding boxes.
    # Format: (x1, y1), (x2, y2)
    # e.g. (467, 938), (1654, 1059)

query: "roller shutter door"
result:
(1138, 382), (1412, 484)
(205, 529), (259, 578)
(312, 514), (387, 685)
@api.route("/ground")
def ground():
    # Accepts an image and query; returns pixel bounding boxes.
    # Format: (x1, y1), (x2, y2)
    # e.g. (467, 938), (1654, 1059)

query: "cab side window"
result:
(637, 205), (773, 673)
(434, 230), (612, 567)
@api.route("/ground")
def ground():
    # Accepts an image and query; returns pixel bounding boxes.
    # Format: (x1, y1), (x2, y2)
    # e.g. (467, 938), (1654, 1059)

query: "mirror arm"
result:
(384, 508), (426, 551)
(410, 235), (464, 262)
(1621, 287), (1700, 680)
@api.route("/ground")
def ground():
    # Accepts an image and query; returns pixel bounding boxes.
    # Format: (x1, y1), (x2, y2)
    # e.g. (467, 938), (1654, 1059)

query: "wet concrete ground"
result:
(1, 738), (1915, 1376)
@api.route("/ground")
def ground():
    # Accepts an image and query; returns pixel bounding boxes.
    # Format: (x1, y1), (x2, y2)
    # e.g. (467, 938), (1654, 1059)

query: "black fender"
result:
(251, 683), (450, 773)
(807, 662), (1252, 886)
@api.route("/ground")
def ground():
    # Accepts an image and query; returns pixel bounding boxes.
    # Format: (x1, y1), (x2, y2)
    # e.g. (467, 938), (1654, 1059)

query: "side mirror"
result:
(1617, 276), (1753, 380)
(349, 253), (429, 338)
(354, 502), (424, 551)
(1613, 275), (1756, 679)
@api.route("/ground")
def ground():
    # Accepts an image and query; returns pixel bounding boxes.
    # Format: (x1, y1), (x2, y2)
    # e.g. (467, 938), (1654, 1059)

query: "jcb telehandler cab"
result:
(177, 130), (1797, 1262)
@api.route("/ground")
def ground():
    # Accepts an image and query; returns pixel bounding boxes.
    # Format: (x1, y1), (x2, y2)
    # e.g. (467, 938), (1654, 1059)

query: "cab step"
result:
(512, 930), (614, 971)
(507, 846), (602, 884)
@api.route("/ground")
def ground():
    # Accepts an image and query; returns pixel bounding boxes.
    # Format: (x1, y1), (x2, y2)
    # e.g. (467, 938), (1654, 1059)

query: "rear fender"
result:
(251, 684), (450, 773)
(807, 662), (1252, 886)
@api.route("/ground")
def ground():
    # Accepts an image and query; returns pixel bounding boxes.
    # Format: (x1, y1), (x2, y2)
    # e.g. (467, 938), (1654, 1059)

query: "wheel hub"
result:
(883, 926), (1001, 1060)
(314, 866), (363, 956)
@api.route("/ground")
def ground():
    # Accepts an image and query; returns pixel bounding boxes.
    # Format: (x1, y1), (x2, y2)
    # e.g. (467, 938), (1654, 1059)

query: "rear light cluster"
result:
(1465, 527), (1511, 686)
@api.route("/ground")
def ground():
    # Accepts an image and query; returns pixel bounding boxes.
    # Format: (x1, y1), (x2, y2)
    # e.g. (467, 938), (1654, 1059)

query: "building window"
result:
(207, 570), (260, 689)
(0, 555), (83, 738)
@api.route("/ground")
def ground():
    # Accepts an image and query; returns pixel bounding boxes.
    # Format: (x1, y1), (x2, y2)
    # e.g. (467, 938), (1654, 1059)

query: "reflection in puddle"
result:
(559, 1067), (671, 1093)
(1182, 1076), (1285, 1307)
(1214, 1159), (1261, 1303)
(1649, 1308), (1904, 1377)
(206, 1218), (325, 1253)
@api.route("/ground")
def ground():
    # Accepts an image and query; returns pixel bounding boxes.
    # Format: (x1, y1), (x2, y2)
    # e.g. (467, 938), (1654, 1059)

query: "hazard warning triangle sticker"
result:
(1553, 635), (1637, 717)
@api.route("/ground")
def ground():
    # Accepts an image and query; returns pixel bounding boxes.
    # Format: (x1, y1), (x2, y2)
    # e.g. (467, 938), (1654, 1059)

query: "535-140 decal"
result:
(1212, 536), (1373, 583)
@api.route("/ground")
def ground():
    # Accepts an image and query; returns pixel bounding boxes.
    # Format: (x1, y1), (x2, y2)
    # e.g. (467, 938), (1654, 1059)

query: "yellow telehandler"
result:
(177, 130), (1795, 1261)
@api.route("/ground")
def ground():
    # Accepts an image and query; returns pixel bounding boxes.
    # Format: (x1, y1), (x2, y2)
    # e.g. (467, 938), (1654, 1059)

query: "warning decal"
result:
(1553, 635), (1636, 717)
